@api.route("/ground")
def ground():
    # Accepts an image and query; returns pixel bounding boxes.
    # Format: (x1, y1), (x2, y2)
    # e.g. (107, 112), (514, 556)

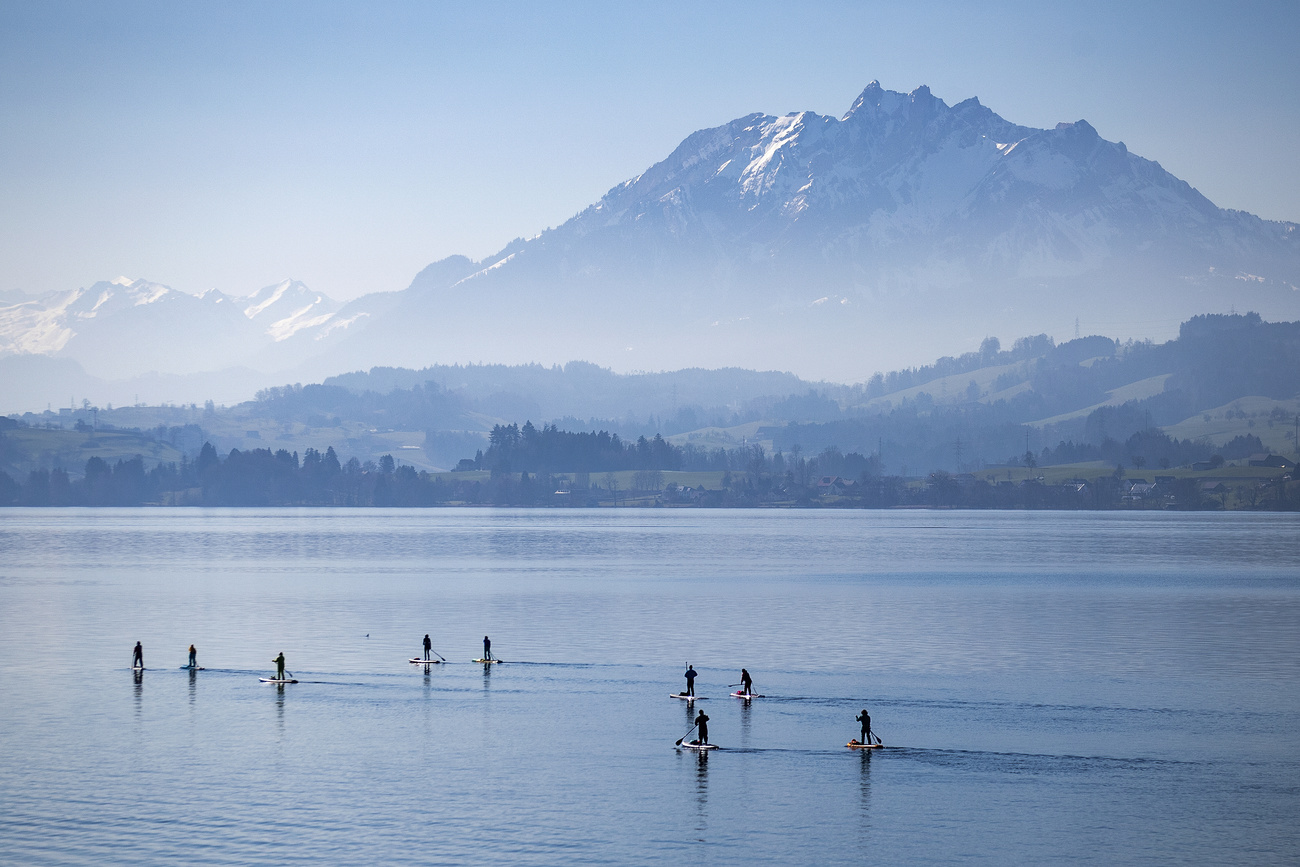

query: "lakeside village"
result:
(1, 416), (1295, 510)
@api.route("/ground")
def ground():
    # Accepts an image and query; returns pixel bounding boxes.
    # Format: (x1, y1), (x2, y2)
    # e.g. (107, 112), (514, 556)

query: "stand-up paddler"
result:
(684, 663), (697, 697)
(694, 710), (709, 746)
(740, 668), (753, 696)
(423, 634), (432, 661)
(273, 652), (286, 681)
(856, 708), (873, 745)
(132, 642), (143, 670)
(188, 645), (197, 668)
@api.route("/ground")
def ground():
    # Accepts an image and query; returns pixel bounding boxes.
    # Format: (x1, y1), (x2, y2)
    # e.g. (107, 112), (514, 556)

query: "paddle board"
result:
(847, 741), (883, 749)
(132, 665), (145, 671)
(678, 741), (718, 751)
(409, 658), (443, 664)
(472, 658), (503, 664)
(179, 665), (206, 671)
(670, 693), (703, 701)
(260, 677), (298, 684)
(730, 691), (763, 699)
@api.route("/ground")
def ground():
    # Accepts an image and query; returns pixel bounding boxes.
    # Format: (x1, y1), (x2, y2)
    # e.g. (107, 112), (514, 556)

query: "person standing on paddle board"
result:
(684, 663), (697, 696)
(483, 636), (491, 661)
(694, 710), (709, 746)
(132, 642), (143, 669)
(273, 652), (286, 681)
(856, 708), (873, 745)
(740, 668), (753, 696)
(188, 645), (197, 668)
(423, 634), (432, 661)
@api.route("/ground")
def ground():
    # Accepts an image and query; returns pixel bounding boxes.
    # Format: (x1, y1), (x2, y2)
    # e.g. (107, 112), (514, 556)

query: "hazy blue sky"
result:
(2, 0), (1298, 302)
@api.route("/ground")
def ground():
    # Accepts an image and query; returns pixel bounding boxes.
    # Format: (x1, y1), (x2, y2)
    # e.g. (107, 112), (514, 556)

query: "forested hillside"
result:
(3, 314), (1297, 487)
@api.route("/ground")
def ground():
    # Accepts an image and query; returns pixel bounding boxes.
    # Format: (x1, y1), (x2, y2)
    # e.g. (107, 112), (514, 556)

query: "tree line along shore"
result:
(1, 428), (1294, 510)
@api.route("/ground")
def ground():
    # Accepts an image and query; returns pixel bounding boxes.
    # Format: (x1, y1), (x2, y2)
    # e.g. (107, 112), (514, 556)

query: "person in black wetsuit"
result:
(132, 642), (143, 669)
(423, 634), (432, 661)
(856, 708), (873, 745)
(740, 668), (753, 696)
(684, 663), (697, 696)
(483, 636), (491, 661)
(694, 710), (710, 746)
(273, 652), (286, 681)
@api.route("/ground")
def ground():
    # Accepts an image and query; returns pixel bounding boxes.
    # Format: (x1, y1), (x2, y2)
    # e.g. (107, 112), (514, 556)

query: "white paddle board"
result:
(409, 658), (443, 664)
(678, 741), (718, 751)
(179, 666), (206, 671)
(847, 741), (883, 749)
(670, 693), (703, 701)
(472, 658), (503, 664)
(731, 691), (763, 698)
(260, 677), (298, 684)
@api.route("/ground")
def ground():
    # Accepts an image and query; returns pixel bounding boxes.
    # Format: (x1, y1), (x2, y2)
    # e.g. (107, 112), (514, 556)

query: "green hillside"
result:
(0, 426), (185, 480)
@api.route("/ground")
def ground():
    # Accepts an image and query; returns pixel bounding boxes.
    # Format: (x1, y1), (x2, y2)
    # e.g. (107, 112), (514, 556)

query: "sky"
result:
(2, 0), (1298, 303)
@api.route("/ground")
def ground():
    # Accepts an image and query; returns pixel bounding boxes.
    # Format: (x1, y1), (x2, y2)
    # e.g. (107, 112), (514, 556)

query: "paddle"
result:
(675, 724), (698, 747)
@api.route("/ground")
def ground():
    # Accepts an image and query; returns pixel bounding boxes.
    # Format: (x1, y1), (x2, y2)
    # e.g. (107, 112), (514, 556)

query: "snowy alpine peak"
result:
(569, 82), (1045, 237)
(241, 279), (342, 342)
(842, 80), (937, 121)
(63, 277), (180, 320)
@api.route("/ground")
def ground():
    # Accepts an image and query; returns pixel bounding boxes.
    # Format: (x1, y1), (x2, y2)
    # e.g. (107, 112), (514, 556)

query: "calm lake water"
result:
(1, 508), (1297, 864)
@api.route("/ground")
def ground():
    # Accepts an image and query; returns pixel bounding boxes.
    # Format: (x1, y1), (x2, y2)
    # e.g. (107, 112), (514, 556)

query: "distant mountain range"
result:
(3, 81), (1298, 409)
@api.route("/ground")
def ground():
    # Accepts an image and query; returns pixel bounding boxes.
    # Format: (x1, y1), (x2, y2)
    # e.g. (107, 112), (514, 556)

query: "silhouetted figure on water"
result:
(132, 642), (143, 670)
(684, 663), (697, 696)
(856, 708), (875, 745)
(693, 710), (710, 746)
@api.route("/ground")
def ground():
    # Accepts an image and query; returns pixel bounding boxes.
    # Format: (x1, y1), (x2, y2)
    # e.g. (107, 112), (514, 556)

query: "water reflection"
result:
(188, 666), (197, 707)
(858, 747), (873, 798)
(132, 668), (142, 716)
(856, 748), (874, 847)
(275, 683), (285, 735)
(693, 748), (709, 838)
(738, 697), (752, 749)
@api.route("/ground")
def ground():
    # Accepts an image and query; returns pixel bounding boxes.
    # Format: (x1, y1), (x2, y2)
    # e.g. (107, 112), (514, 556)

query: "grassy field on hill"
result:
(0, 427), (185, 479)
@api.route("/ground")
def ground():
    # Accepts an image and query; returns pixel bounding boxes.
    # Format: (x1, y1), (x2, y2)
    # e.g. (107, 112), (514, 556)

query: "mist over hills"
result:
(2, 81), (1298, 411)
(6, 314), (1295, 482)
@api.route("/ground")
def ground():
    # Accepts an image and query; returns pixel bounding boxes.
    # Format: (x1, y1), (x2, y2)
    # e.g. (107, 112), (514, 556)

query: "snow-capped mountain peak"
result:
(1, 81), (1297, 387)
(239, 279), (341, 342)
